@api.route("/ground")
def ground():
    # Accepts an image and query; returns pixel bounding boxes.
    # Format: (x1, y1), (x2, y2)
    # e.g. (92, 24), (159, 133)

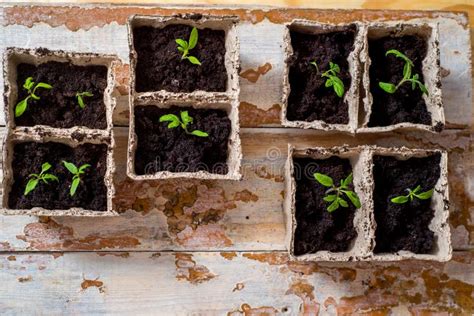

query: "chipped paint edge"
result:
(281, 20), (364, 133)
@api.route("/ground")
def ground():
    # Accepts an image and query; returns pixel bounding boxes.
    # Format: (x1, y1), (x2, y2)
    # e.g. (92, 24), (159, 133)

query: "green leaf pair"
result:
(24, 162), (59, 196)
(75, 91), (94, 109)
(390, 185), (434, 204)
(62, 161), (91, 197)
(310, 61), (345, 98)
(159, 110), (209, 137)
(175, 27), (202, 66)
(314, 172), (361, 213)
(15, 77), (53, 117)
(378, 49), (428, 96)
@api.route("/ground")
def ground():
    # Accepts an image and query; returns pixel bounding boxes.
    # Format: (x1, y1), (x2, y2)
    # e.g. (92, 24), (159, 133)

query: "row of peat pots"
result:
(0, 14), (451, 261)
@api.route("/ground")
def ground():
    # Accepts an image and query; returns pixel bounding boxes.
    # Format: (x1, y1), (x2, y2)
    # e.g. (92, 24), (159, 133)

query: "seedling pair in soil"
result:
(24, 161), (90, 197)
(175, 27), (202, 66)
(159, 111), (209, 137)
(15, 77), (94, 117)
(378, 49), (428, 95)
(390, 185), (433, 204)
(314, 172), (361, 212)
(310, 61), (345, 98)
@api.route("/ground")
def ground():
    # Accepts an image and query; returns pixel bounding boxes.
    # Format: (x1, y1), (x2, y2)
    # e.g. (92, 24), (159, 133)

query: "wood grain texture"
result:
(0, 4), (472, 315)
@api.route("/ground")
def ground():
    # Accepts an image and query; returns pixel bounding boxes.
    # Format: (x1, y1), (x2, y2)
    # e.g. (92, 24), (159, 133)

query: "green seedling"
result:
(378, 49), (428, 95)
(24, 162), (58, 196)
(75, 91), (93, 109)
(159, 111), (208, 137)
(62, 161), (91, 196)
(310, 60), (345, 98)
(314, 172), (361, 212)
(175, 27), (201, 66)
(390, 185), (433, 204)
(15, 77), (53, 117)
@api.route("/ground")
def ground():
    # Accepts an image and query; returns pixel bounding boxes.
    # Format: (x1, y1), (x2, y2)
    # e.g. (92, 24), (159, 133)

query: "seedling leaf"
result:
(24, 179), (39, 196)
(187, 56), (202, 65)
(379, 82), (397, 93)
(327, 200), (339, 212)
(343, 190), (361, 208)
(15, 98), (29, 117)
(191, 130), (209, 137)
(62, 161), (78, 174)
(70, 177), (80, 196)
(188, 27), (198, 50)
(323, 194), (337, 202)
(414, 189), (434, 200)
(314, 173), (333, 187)
(175, 39), (188, 48)
(35, 82), (52, 90)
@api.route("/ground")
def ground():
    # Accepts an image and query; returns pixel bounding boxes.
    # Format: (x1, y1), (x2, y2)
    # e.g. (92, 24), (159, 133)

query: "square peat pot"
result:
(128, 14), (240, 103)
(281, 21), (365, 133)
(127, 99), (241, 180)
(368, 146), (451, 261)
(359, 23), (444, 133)
(0, 130), (117, 216)
(284, 145), (373, 261)
(3, 47), (118, 136)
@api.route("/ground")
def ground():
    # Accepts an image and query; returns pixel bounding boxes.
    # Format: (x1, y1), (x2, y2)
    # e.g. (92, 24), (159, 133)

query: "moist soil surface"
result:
(133, 24), (227, 93)
(15, 61), (108, 129)
(293, 156), (357, 256)
(368, 35), (432, 127)
(286, 26), (355, 124)
(9, 142), (108, 212)
(134, 106), (231, 175)
(372, 154), (441, 254)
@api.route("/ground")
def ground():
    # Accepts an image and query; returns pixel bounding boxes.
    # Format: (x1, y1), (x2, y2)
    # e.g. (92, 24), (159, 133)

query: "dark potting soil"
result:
(9, 142), (108, 212)
(368, 35), (432, 127)
(133, 24), (227, 93)
(372, 154), (441, 254)
(286, 26), (356, 124)
(293, 157), (357, 255)
(14, 61), (108, 129)
(134, 106), (231, 175)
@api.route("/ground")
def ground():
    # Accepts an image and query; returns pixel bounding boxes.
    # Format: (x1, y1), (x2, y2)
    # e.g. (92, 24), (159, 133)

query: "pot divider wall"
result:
(359, 22), (444, 133)
(281, 21), (364, 133)
(1, 48), (118, 216)
(285, 145), (451, 261)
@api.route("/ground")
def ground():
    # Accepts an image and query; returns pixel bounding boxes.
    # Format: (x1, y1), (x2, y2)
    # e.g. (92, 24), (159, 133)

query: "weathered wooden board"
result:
(1, 251), (474, 315)
(0, 4), (472, 315)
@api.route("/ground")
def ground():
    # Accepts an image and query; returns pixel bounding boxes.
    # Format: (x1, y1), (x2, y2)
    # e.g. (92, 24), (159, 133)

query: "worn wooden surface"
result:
(0, 3), (473, 315)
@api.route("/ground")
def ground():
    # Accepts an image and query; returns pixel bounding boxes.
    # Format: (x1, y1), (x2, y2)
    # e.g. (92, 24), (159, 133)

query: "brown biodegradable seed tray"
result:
(1, 130), (116, 216)
(281, 21), (365, 133)
(128, 14), (240, 103)
(1, 48), (118, 216)
(285, 145), (374, 261)
(285, 145), (451, 262)
(3, 47), (118, 136)
(127, 99), (242, 180)
(367, 146), (451, 261)
(359, 22), (444, 133)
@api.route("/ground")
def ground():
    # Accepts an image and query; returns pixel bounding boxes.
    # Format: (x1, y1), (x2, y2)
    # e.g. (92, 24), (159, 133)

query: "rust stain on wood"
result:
(242, 252), (289, 265)
(16, 217), (141, 250)
(113, 63), (130, 96)
(227, 303), (279, 316)
(233, 189), (259, 203)
(174, 253), (216, 285)
(239, 63), (272, 83)
(97, 252), (130, 258)
(220, 252), (238, 260)
(17, 275), (32, 283)
(7, 255), (16, 261)
(2, 7), (467, 31)
(0, 241), (12, 250)
(285, 279), (320, 315)
(81, 277), (105, 293)
(254, 165), (284, 182)
(239, 102), (281, 127)
(232, 282), (245, 292)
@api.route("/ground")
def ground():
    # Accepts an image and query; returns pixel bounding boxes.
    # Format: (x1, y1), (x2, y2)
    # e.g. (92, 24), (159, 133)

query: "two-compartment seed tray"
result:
(0, 6), (471, 264)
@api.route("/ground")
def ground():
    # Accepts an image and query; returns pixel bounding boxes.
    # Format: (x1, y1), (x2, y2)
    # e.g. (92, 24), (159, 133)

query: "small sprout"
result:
(314, 172), (361, 212)
(15, 77), (53, 117)
(378, 49), (428, 95)
(159, 111), (209, 137)
(75, 91), (93, 109)
(175, 27), (201, 66)
(310, 60), (345, 98)
(24, 162), (58, 195)
(390, 185), (433, 204)
(62, 161), (91, 196)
